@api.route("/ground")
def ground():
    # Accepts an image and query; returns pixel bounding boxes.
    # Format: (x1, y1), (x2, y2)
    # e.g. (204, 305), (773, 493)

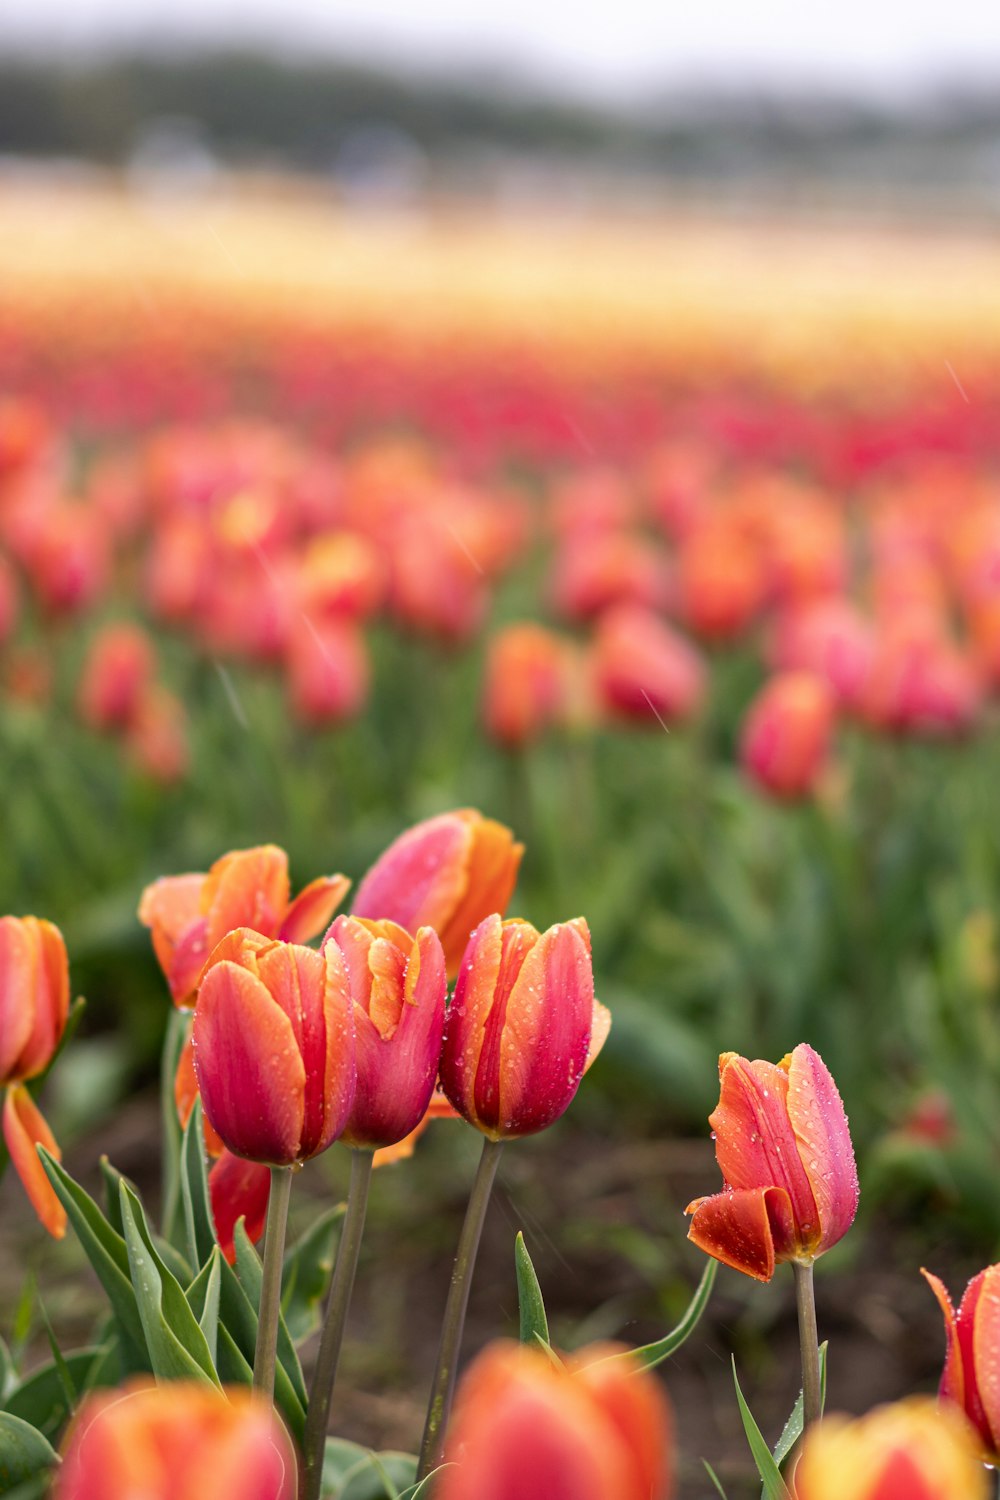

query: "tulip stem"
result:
(253, 1165), (294, 1402)
(302, 1148), (374, 1500)
(793, 1260), (822, 1431)
(416, 1136), (504, 1481)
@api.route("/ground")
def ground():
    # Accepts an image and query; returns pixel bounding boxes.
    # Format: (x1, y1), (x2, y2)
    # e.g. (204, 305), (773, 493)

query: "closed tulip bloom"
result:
(482, 622), (572, 748)
(793, 1399), (986, 1500)
(923, 1263), (1000, 1461)
(77, 624), (155, 733)
(740, 671), (835, 799)
(192, 928), (356, 1166)
(686, 1044), (858, 1282)
(352, 810), (523, 977)
(438, 1340), (673, 1500)
(139, 844), (350, 1006)
(324, 915), (447, 1150)
(589, 605), (705, 726)
(0, 915), (70, 1238)
(440, 914), (610, 1139)
(53, 1381), (298, 1500)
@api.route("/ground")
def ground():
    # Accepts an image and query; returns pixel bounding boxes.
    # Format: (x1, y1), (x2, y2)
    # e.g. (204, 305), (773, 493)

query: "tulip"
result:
(923, 1263), (1000, 1461)
(352, 809), (523, 977)
(284, 616), (370, 727)
(740, 671), (835, 799)
(77, 624), (156, 733)
(437, 1340), (674, 1500)
(139, 844), (350, 1007)
(0, 915), (70, 1238)
(192, 927), (356, 1167)
(324, 915), (447, 1150)
(440, 914), (609, 1140)
(686, 1043), (858, 1283)
(297, 530), (386, 620)
(676, 524), (765, 640)
(125, 687), (190, 784)
(482, 622), (573, 748)
(53, 1381), (298, 1500)
(548, 532), (670, 622)
(768, 600), (874, 713)
(793, 1398), (987, 1500)
(589, 605), (705, 727)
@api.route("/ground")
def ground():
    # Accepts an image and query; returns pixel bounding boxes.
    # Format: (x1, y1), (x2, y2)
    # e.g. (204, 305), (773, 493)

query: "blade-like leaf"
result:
(769, 1341), (829, 1481)
(338, 1452), (417, 1500)
(702, 1459), (730, 1498)
(232, 1219), (307, 1408)
(0, 1340), (14, 1404)
(597, 1259), (718, 1372)
(180, 1102), (217, 1272)
(281, 1205), (343, 1344)
(38, 1303), (75, 1413)
(214, 1254), (306, 1444)
(514, 1232), (549, 1347)
(732, 1358), (791, 1500)
(186, 1250), (223, 1369)
(119, 1183), (220, 1387)
(160, 1006), (190, 1249)
(38, 1148), (149, 1371)
(0, 1412), (57, 1493)
(398, 1473), (448, 1500)
(4, 1349), (113, 1441)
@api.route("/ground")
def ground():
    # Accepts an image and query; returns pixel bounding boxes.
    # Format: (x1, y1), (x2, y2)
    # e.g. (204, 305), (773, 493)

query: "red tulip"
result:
(686, 1043), (858, 1281)
(740, 671), (835, 799)
(139, 845), (350, 1007)
(793, 1398), (986, 1500)
(352, 809), (522, 977)
(923, 1263), (1000, 1461)
(53, 1381), (297, 1500)
(324, 915), (447, 1150)
(589, 605), (705, 726)
(439, 914), (609, 1139)
(192, 927), (356, 1166)
(437, 1340), (673, 1500)
(0, 915), (70, 1238)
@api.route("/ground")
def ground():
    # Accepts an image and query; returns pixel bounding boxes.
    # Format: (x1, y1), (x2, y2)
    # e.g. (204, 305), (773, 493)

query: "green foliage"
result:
(731, 1359), (791, 1500)
(0, 1414), (56, 1497)
(514, 1232), (550, 1348)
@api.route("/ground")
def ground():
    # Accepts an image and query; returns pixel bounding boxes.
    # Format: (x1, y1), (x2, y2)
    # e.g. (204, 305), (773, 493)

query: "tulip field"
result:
(4, 179), (1000, 1496)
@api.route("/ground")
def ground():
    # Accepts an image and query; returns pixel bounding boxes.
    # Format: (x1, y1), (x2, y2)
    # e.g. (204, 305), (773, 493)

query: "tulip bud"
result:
(438, 1340), (673, 1500)
(482, 622), (573, 748)
(77, 624), (156, 733)
(139, 844), (350, 1007)
(0, 915), (70, 1238)
(923, 1263), (1000, 1461)
(53, 1381), (298, 1500)
(352, 809), (523, 977)
(793, 1398), (986, 1500)
(324, 915), (447, 1150)
(284, 616), (370, 727)
(740, 671), (835, 799)
(192, 928), (356, 1166)
(589, 605), (705, 726)
(686, 1043), (858, 1281)
(440, 914), (610, 1139)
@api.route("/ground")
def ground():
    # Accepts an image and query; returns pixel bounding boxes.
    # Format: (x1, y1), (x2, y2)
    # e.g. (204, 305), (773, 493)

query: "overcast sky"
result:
(3, 0), (1000, 101)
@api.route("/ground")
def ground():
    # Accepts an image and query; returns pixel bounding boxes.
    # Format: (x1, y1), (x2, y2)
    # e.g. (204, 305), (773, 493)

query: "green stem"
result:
(253, 1165), (295, 1401)
(302, 1149), (374, 1500)
(793, 1259), (821, 1432)
(416, 1136), (504, 1481)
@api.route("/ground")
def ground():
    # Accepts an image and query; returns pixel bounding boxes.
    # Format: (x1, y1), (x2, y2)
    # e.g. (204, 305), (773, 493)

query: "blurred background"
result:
(3, 5), (1000, 1495)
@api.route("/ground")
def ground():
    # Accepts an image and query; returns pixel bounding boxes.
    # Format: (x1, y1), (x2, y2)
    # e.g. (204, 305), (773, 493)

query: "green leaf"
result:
(281, 1205), (343, 1344)
(214, 1255), (306, 1445)
(232, 1220), (307, 1408)
(597, 1259), (718, 1372)
(4, 1350), (113, 1442)
(323, 1439), (373, 1495)
(118, 1183), (220, 1387)
(732, 1358), (791, 1500)
(37, 1303), (75, 1414)
(159, 1006), (191, 1249)
(38, 1148), (149, 1371)
(180, 1103), (217, 1272)
(769, 1340), (828, 1479)
(397, 1473), (447, 1500)
(514, 1232), (549, 1347)
(0, 1412), (57, 1494)
(99, 1157), (133, 1238)
(337, 1452), (417, 1500)
(186, 1250), (223, 1369)
(0, 1341), (14, 1404)
(702, 1460), (730, 1498)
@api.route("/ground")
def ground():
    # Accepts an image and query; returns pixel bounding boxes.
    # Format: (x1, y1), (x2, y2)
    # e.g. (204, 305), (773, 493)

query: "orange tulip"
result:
(0, 915), (70, 1237)
(923, 1263), (1000, 1462)
(437, 1340), (673, 1500)
(793, 1398), (986, 1500)
(482, 622), (573, 748)
(139, 845), (350, 1007)
(740, 671), (835, 799)
(53, 1381), (298, 1500)
(192, 928), (356, 1166)
(352, 810), (523, 977)
(686, 1043), (858, 1281)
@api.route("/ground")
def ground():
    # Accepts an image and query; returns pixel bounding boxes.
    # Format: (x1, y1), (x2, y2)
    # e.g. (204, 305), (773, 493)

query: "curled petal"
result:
(923, 1268), (974, 1428)
(279, 874), (351, 944)
(972, 1268), (1000, 1456)
(203, 846), (290, 951)
(438, 815), (524, 973)
(3, 1084), (66, 1238)
(783, 1043), (859, 1253)
(352, 814), (472, 934)
(585, 1000), (612, 1072)
(685, 1185), (797, 1282)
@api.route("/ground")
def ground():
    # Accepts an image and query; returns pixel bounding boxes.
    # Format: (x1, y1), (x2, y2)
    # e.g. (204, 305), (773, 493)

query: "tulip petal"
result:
(279, 874), (351, 944)
(138, 873), (206, 1001)
(685, 1185), (796, 1282)
(203, 846), (290, 950)
(173, 1038), (225, 1157)
(372, 1090), (460, 1168)
(352, 813), (472, 934)
(251, 940), (334, 1157)
(0, 917), (35, 1081)
(585, 1000), (612, 1072)
(783, 1043), (859, 1252)
(3, 1084), (66, 1238)
(438, 816), (524, 971)
(9, 918), (69, 1081)
(192, 960), (306, 1165)
(571, 1347), (673, 1500)
(209, 1151), (271, 1263)
(440, 913), (505, 1127)
(922, 1269), (968, 1420)
(972, 1267), (1000, 1456)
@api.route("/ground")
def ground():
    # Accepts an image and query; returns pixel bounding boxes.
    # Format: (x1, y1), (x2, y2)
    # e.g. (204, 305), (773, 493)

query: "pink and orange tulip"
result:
(589, 604), (705, 727)
(0, 915), (70, 1238)
(192, 927), (356, 1166)
(482, 622), (573, 748)
(740, 671), (835, 800)
(923, 1262), (1000, 1461)
(439, 913), (609, 1139)
(686, 1043), (858, 1281)
(139, 844), (349, 1006)
(352, 809), (523, 977)
(324, 915), (447, 1150)
(438, 1340), (673, 1500)
(53, 1381), (298, 1500)
(792, 1398), (986, 1500)
(77, 623), (156, 733)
